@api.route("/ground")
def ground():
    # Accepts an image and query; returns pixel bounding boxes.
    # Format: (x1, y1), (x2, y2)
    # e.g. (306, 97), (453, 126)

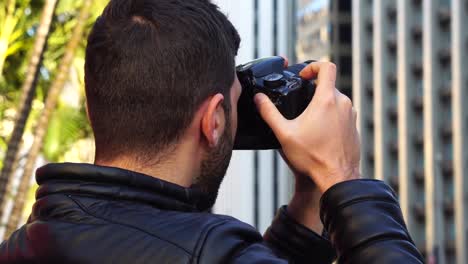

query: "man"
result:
(0, 0), (423, 263)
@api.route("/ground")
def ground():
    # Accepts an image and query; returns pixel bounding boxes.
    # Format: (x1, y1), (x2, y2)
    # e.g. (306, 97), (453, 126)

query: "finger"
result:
(280, 55), (289, 67)
(300, 62), (337, 96)
(352, 107), (357, 125)
(254, 93), (288, 138)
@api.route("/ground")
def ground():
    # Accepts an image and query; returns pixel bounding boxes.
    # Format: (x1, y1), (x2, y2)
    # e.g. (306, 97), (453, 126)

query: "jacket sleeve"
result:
(263, 206), (337, 263)
(198, 212), (336, 264)
(320, 179), (424, 263)
(201, 179), (423, 264)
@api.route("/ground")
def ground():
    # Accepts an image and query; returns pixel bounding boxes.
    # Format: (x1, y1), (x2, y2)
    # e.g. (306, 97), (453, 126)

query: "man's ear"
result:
(201, 93), (225, 148)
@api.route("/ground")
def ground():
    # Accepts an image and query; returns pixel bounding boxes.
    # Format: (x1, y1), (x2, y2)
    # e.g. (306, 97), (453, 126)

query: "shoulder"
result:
(87, 199), (266, 263)
(194, 217), (270, 263)
(67, 195), (258, 261)
(1, 194), (265, 264)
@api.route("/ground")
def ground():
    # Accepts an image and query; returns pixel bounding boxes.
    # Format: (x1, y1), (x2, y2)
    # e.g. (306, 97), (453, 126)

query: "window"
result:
(338, 23), (351, 43)
(338, 0), (351, 12)
(339, 55), (352, 75)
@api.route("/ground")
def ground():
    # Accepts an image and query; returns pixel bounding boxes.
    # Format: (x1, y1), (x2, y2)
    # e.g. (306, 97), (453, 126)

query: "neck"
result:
(95, 143), (201, 188)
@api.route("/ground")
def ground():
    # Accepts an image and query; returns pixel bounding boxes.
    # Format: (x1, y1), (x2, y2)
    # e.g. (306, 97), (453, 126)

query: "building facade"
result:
(296, 0), (352, 97)
(353, 0), (468, 263)
(213, 0), (468, 263)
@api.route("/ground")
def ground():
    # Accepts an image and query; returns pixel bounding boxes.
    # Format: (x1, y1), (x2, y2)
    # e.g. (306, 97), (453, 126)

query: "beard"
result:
(192, 120), (233, 210)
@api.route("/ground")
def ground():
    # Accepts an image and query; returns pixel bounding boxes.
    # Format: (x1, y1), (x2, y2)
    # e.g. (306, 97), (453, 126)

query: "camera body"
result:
(234, 56), (316, 150)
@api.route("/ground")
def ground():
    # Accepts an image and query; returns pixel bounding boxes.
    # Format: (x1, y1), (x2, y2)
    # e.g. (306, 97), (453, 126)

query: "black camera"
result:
(233, 56), (316, 150)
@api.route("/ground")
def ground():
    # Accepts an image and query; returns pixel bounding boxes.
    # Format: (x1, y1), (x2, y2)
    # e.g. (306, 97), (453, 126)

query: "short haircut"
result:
(84, 0), (241, 161)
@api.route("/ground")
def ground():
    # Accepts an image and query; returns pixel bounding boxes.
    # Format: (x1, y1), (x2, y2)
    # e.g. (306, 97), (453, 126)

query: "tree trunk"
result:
(4, 0), (93, 239)
(0, 0), (57, 213)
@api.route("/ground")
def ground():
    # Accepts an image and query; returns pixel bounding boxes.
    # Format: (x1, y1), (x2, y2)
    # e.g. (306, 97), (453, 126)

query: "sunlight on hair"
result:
(131, 15), (151, 25)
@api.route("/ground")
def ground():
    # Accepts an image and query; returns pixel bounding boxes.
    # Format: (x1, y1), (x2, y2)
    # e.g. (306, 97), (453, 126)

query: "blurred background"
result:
(0, 0), (466, 263)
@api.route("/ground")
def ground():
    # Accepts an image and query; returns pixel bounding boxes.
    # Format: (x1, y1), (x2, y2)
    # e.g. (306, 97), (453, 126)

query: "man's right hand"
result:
(254, 62), (361, 194)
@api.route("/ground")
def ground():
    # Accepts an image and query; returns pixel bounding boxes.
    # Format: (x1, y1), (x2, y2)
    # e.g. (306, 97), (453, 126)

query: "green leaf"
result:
(43, 102), (89, 161)
(5, 40), (24, 56)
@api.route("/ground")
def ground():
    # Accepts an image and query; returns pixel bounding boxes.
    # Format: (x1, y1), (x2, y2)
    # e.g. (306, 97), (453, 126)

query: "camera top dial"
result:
(263, 73), (285, 88)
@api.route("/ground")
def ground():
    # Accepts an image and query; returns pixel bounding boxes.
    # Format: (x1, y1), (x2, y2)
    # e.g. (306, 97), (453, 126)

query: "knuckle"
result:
(336, 91), (351, 107)
(321, 93), (336, 106)
(341, 96), (353, 108)
(323, 63), (337, 83)
(326, 62), (337, 73)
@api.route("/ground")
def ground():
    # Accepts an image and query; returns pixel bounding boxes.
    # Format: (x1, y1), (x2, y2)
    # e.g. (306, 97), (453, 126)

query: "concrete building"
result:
(353, 0), (468, 263)
(296, 0), (352, 96)
(213, 0), (468, 263)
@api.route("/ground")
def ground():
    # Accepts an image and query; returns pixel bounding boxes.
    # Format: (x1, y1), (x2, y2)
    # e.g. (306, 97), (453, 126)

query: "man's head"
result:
(85, 0), (241, 208)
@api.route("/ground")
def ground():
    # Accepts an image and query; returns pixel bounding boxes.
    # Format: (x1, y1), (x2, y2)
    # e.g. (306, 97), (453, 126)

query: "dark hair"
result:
(85, 0), (240, 161)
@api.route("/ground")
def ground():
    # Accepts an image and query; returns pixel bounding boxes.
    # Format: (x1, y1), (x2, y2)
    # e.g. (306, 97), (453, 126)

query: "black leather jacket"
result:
(0, 163), (423, 263)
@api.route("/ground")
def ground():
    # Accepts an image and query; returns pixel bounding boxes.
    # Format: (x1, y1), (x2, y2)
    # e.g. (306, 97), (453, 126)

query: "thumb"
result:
(254, 93), (288, 139)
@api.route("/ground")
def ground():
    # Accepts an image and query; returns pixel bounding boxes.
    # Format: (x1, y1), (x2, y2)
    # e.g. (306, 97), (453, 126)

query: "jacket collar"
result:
(35, 163), (211, 212)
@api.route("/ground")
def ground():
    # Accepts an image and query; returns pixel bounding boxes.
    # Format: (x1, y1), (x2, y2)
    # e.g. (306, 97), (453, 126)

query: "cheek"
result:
(230, 98), (238, 137)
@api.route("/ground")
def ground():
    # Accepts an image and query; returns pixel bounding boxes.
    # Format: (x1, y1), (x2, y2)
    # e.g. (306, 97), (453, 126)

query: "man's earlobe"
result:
(201, 93), (225, 148)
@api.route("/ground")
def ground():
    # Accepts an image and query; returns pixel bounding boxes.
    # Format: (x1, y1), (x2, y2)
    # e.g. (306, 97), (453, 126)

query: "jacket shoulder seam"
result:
(192, 219), (231, 263)
(67, 194), (193, 256)
(194, 218), (258, 263)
